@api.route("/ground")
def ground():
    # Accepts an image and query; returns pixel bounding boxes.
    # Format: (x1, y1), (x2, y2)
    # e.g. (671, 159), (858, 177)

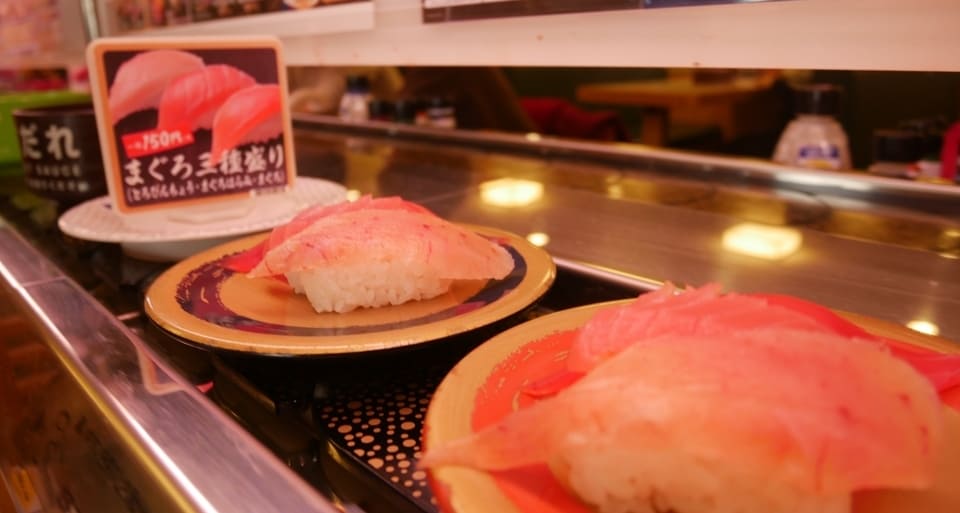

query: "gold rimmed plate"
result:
(423, 301), (960, 513)
(144, 224), (555, 356)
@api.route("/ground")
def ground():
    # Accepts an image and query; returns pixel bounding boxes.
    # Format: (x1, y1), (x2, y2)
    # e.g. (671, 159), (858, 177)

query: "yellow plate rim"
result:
(423, 300), (960, 513)
(144, 223), (556, 356)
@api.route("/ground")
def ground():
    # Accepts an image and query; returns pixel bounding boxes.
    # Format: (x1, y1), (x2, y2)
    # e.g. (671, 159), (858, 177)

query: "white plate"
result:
(58, 177), (347, 261)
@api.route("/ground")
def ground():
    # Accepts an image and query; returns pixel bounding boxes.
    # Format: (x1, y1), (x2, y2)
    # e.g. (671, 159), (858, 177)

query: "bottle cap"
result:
(873, 129), (923, 164)
(793, 84), (842, 116)
(427, 96), (453, 109)
(345, 75), (370, 92)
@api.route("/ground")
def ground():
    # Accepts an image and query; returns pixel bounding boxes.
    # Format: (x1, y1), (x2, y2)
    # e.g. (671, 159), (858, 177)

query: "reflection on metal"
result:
(524, 132), (542, 142)
(0, 223), (338, 513)
(907, 320), (940, 337)
(80, 0), (101, 39)
(135, 343), (184, 396)
(607, 183), (625, 199)
(345, 189), (362, 201)
(722, 223), (802, 260)
(772, 169), (873, 193)
(294, 113), (960, 204)
(936, 228), (960, 258)
(552, 257), (662, 293)
(480, 178), (544, 207)
(526, 232), (550, 247)
(289, 121), (960, 339)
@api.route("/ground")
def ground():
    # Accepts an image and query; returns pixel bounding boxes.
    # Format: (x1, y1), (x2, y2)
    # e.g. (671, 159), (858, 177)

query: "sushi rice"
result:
(287, 261), (452, 313)
(225, 196), (515, 314)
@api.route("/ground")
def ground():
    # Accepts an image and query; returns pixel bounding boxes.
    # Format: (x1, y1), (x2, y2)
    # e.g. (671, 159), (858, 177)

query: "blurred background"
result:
(2, 0), (959, 176)
(285, 65), (960, 171)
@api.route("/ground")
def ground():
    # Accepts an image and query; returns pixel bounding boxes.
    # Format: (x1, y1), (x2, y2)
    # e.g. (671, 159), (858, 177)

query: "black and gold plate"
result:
(144, 224), (555, 356)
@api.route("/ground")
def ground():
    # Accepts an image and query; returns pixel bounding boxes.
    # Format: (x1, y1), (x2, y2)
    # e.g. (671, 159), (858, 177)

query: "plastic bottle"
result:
(425, 97), (457, 129)
(898, 117), (947, 181)
(867, 130), (922, 179)
(338, 75), (371, 122)
(773, 84), (851, 171)
(393, 99), (421, 125)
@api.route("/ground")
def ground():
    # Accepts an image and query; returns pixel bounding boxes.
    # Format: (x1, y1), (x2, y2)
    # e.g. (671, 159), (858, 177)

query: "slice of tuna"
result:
(108, 50), (204, 124)
(209, 84), (283, 165)
(249, 208), (513, 281)
(534, 284), (960, 403)
(423, 329), (944, 513)
(221, 196), (436, 274)
(155, 64), (256, 132)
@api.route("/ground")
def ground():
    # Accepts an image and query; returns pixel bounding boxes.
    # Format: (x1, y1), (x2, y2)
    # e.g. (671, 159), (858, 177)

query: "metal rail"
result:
(0, 220), (337, 513)
(293, 113), (960, 208)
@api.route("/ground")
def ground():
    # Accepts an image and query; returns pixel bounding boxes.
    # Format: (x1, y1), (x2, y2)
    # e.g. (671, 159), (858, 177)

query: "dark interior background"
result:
(503, 68), (960, 169)
(288, 65), (960, 171)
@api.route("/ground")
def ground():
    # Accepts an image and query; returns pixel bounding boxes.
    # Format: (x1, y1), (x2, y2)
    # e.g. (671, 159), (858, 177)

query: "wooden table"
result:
(576, 76), (784, 146)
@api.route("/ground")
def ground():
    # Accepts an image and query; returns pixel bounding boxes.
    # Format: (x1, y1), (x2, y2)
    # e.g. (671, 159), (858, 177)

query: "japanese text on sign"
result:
(122, 142), (285, 206)
(122, 128), (194, 158)
(19, 123), (82, 160)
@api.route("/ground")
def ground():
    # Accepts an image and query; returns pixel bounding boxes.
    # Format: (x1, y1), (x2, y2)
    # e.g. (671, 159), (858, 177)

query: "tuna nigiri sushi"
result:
(422, 328), (946, 513)
(223, 195), (434, 274)
(108, 50), (205, 124)
(209, 84), (283, 165)
(225, 196), (514, 313)
(525, 284), (960, 403)
(155, 64), (256, 132)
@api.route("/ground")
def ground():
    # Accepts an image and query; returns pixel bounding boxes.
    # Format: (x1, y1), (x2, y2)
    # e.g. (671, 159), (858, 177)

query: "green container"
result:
(0, 90), (93, 170)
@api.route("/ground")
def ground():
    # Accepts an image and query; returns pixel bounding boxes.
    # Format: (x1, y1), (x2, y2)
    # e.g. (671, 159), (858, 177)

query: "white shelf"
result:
(90, 0), (960, 71)
(280, 0), (960, 70)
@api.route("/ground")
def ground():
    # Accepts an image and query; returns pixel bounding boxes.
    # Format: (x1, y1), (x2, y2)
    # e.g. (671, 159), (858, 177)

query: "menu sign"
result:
(86, 37), (295, 214)
(422, 0), (779, 22)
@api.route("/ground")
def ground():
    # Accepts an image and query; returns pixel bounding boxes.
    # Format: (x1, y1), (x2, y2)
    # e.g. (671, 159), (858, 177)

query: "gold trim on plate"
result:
(423, 300), (960, 513)
(144, 224), (555, 356)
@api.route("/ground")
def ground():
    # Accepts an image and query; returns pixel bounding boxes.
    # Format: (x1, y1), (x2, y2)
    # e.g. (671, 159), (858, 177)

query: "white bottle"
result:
(338, 75), (371, 122)
(773, 85), (851, 171)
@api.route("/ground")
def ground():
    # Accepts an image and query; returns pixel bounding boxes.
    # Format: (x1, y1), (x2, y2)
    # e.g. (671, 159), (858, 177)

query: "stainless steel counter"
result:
(0, 219), (338, 513)
(292, 119), (960, 340)
(1, 120), (958, 513)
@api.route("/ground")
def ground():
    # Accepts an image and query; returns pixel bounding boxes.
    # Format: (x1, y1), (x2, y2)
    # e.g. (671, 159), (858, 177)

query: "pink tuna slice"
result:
(422, 329), (943, 507)
(565, 282), (833, 373)
(524, 284), (960, 406)
(108, 50), (205, 124)
(155, 64), (256, 132)
(209, 84), (283, 166)
(750, 293), (960, 399)
(222, 195), (435, 274)
(247, 208), (513, 281)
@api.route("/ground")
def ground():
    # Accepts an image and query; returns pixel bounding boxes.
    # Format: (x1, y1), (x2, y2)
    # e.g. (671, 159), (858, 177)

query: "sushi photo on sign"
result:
(86, 37), (296, 214)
